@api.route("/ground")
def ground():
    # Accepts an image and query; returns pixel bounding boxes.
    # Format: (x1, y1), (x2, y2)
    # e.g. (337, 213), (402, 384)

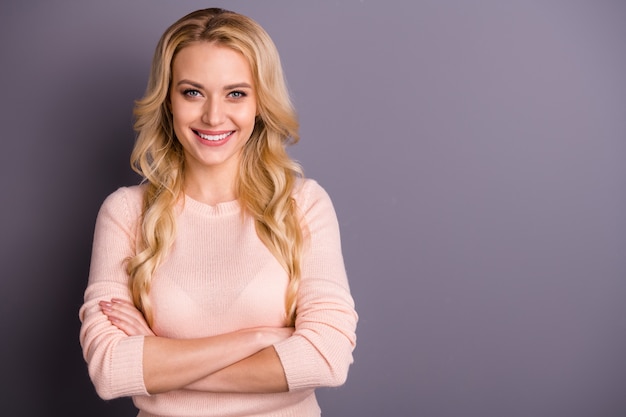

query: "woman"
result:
(78, 7), (357, 417)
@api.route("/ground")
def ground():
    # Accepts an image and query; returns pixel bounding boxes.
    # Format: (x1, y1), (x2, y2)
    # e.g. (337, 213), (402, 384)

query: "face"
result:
(169, 42), (257, 182)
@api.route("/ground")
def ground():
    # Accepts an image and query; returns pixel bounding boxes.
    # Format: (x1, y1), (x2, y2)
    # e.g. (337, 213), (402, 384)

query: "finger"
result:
(105, 311), (154, 336)
(107, 315), (143, 336)
(110, 298), (135, 307)
(103, 299), (147, 323)
(106, 307), (151, 332)
(108, 300), (144, 319)
(103, 306), (142, 325)
(99, 301), (154, 336)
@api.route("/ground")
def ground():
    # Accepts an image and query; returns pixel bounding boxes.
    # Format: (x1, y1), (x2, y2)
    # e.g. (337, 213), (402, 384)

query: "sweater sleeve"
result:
(273, 180), (358, 390)
(78, 187), (148, 400)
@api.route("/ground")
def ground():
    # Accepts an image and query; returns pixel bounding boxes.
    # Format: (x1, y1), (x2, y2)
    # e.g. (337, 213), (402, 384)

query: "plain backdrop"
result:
(1, 1), (625, 416)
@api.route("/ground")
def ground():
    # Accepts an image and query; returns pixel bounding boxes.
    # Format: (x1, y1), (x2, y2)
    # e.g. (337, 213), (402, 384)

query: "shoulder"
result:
(101, 184), (145, 209)
(98, 184), (145, 224)
(292, 178), (333, 210)
(292, 178), (339, 227)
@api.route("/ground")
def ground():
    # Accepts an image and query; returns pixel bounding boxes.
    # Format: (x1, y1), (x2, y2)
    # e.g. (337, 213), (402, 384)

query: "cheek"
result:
(170, 97), (199, 120)
(170, 104), (193, 138)
(238, 106), (258, 129)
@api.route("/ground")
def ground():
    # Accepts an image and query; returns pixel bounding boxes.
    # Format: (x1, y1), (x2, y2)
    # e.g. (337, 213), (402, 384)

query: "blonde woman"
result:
(78, 7), (357, 417)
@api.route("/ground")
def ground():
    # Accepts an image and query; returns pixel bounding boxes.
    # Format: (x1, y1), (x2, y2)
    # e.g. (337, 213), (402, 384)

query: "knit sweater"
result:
(78, 178), (357, 417)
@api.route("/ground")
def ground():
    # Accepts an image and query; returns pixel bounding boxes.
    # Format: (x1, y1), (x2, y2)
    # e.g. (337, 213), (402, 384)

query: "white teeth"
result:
(197, 131), (232, 141)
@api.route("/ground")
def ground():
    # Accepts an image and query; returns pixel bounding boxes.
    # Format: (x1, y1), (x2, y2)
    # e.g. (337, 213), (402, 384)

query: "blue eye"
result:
(228, 91), (246, 99)
(183, 89), (201, 97)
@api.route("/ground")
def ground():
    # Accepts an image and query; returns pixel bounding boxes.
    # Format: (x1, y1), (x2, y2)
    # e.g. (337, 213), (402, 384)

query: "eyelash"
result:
(183, 89), (201, 98)
(228, 91), (246, 99)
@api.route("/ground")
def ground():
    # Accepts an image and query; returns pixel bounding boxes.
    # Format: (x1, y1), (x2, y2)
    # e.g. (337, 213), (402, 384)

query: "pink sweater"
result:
(79, 179), (357, 417)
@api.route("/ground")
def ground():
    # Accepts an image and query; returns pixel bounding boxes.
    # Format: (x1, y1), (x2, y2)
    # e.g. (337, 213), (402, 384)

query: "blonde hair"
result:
(127, 8), (303, 326)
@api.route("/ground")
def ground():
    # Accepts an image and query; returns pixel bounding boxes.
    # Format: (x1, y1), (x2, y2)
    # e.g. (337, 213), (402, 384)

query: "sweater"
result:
(78, 178), (357, 417)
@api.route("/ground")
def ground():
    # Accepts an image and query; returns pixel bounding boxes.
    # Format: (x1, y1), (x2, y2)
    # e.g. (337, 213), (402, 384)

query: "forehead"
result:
(172, 42), (253, 85)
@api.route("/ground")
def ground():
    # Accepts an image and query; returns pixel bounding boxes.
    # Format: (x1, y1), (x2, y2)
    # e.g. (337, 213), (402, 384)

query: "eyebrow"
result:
(176, 80), (253, 90)
(224, 82), (253, 90)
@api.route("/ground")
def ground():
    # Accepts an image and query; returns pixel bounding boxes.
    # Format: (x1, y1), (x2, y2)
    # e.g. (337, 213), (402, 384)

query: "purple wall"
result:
(1, 1), (625, 416)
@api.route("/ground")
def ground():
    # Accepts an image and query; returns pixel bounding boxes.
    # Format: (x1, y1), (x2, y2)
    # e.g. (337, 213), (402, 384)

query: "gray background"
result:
(1, 1), (625, 416)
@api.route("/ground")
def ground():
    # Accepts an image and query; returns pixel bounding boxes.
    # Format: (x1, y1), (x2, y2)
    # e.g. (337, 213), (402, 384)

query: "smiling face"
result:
(169, 42), (257, 192)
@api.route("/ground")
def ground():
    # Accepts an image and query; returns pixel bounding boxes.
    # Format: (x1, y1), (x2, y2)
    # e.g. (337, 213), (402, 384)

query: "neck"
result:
(183, 169), (238, 206)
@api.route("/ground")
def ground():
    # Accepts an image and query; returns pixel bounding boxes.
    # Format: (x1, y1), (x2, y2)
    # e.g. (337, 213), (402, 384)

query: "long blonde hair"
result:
(127, 8), (303, 326)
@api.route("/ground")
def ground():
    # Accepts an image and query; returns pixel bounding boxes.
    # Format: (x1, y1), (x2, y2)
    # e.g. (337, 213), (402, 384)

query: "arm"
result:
(185, 346), (289, 393)
(141, 334), (286, 394)
(79, 189), (150, 400)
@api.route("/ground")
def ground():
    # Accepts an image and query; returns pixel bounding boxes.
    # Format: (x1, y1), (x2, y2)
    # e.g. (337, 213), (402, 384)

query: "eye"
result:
(183, 89), (202, 98)
(228, 91), (247, 99)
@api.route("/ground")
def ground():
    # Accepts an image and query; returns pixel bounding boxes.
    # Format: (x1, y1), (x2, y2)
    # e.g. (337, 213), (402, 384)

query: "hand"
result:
(99, 298), (155, 337)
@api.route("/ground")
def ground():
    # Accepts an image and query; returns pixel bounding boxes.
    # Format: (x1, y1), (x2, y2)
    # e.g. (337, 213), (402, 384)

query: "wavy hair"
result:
(127, 8), (303, 326)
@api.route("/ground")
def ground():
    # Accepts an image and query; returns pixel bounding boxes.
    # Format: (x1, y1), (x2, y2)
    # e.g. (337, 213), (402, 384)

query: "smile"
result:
(195, 130), (234, 141)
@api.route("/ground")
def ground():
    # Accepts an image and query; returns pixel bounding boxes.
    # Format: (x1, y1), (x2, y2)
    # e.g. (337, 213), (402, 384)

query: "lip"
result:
(193, 129), (235, 146)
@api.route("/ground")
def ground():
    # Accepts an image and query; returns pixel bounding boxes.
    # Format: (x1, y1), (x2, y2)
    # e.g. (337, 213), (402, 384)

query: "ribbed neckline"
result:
(182, 193), (241, 216)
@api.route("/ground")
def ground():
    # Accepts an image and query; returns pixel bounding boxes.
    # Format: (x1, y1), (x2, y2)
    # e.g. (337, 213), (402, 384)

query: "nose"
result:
(201, 97), (225, 126)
